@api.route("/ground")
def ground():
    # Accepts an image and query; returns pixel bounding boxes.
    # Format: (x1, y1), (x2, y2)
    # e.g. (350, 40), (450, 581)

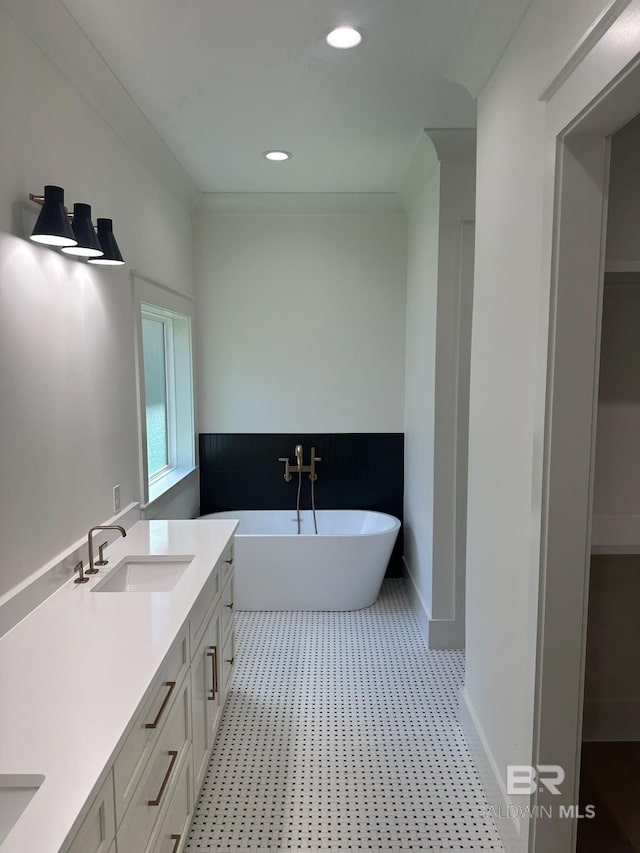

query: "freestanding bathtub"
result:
(199, 509), (400, 610)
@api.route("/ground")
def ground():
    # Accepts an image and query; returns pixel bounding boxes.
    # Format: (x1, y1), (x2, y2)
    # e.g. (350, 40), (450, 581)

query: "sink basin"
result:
(92, 555), (194, 593)
(0, 774), (44, 844)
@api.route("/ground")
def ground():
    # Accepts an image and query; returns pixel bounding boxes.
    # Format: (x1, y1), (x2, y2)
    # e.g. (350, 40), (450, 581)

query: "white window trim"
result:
(132, 272), (196, 508)
(142, 305), (177, 483)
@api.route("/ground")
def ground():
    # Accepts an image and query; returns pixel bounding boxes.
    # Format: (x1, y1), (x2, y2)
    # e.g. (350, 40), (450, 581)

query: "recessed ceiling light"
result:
(264, 150), (292, 162)
(326, 26), (363, 49)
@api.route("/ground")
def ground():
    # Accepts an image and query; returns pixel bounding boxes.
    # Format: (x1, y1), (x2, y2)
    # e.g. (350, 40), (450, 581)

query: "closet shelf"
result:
(591, 515), (640, 554)
(604, 261), (640, 274)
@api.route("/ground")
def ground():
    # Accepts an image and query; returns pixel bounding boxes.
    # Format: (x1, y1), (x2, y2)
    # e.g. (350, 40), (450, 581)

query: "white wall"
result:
(432, 160), (475, 649)
(193, 197), (407, 433)
(0, 8), (197, 598)
(403, 164), (440, 637)
(461, 0), (615, 849)
(402, 134), (475, 650)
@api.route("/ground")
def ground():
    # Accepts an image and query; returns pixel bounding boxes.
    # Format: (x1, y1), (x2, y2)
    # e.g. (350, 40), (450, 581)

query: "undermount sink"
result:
(0, 774), (44, 845)
(92, 555), (195, 593)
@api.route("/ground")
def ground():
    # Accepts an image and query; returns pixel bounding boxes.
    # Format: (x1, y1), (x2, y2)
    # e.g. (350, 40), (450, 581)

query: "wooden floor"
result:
(577, 742), (640, 852)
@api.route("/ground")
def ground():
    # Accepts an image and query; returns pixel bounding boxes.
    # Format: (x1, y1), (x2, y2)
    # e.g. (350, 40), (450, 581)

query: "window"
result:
(134, 282), (195, 506)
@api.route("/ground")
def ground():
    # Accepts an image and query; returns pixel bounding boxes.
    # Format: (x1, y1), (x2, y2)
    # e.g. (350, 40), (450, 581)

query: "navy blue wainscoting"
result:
(198, 433), (404, 576)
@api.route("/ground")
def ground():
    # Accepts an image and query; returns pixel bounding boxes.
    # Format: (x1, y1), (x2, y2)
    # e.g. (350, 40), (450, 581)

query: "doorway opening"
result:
(532, 47), (640, 853)
(575, 116), (640, 852)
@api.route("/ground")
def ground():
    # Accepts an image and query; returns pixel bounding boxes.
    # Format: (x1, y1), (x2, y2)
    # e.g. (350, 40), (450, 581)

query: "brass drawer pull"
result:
(148, 750), (178, 806)
(224, 601), (234, 609)
(226, 657), (235, 665)
(170, 834), (181, 853)
(144, 681), (176, 730)
(206, 646), (218, 700)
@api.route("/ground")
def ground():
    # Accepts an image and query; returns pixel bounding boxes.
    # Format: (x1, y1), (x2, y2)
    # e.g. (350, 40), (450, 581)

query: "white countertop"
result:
(0, 519), (237, 853)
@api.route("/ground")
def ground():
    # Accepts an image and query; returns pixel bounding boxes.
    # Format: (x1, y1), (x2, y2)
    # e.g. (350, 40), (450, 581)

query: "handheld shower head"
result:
(295, 444), (303, 469)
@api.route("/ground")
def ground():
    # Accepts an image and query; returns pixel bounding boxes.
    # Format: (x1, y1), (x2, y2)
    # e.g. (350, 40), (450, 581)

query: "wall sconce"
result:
(28, 186), (125, 266)
(88, 219), (125, 266)
(28, 185), (76, 248)
(62, 203), (103, 258)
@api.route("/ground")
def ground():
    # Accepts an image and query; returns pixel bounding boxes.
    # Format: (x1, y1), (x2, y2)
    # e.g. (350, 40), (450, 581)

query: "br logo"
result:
(507, 765), (565, 796)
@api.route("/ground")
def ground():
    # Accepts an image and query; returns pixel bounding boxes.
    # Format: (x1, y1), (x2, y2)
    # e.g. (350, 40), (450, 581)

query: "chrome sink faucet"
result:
(86, 525), (127, 575)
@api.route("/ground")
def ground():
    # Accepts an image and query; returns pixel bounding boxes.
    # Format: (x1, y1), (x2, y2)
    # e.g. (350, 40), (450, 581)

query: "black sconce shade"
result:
(30, 185), (77, 248)
(88, 218), (125, 266)
(62, 203), (103, 258)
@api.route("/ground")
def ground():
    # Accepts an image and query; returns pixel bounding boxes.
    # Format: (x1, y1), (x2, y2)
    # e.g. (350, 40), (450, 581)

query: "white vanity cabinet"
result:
(113, 630), (190, 825)
(190, 539), (234, 793)
(117, 675), (191, 853)
(56, 529), (236, 853)
(147, 749), (194, 853)
(191, 599), (222, 792)
(61, 640), (194, 853)
(65, 774), (115, 853)
(220, 573), (235, 699)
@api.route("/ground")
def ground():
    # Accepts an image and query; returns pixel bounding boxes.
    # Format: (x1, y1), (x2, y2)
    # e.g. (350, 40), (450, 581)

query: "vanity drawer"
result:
(66, 772), (115, 853)
(221, 628), (235, 697)
(118, 676), (192, 853)
(221, 539), (234, 583)
(114, 630), (189, 824)
(189, 562), (221, 653)
(148, 748), (194, 853)
(220, 574), (234, 640)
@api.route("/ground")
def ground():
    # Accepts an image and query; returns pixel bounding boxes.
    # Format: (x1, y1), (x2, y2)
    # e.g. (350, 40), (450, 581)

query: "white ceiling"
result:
(58, 0), (479, 193)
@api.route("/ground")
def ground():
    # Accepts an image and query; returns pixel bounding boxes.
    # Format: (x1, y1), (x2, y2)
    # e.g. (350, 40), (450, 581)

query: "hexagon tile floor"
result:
(186, 578), (504, 852)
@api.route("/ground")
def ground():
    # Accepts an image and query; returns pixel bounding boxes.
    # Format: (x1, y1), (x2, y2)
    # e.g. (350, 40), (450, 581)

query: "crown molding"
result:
(194, 193), (405, 216)
(399, 129), (476, 212)
(425, 129), (477, 162)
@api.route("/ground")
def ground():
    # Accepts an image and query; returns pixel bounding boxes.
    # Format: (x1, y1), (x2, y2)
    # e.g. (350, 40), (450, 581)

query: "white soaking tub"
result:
(200, 509), (400, 610)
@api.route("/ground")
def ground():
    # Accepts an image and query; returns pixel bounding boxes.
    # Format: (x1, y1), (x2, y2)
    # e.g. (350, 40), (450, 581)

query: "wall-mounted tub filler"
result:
(278, 445), (322, 534)
(278, 444), (321, 482)
(86, 525), (127, 575)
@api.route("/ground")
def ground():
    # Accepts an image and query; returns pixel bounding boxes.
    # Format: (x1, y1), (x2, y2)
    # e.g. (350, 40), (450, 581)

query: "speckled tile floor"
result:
(186, 578), (503, 852)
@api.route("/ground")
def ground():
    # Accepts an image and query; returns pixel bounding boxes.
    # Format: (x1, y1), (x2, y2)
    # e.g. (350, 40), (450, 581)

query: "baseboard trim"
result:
(0, 502), (140, 638)
(402, 556), (430, 641)
(459, 688), (528, 853)
(402, 557), (464, 648)
(583, 699), (640, 741)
